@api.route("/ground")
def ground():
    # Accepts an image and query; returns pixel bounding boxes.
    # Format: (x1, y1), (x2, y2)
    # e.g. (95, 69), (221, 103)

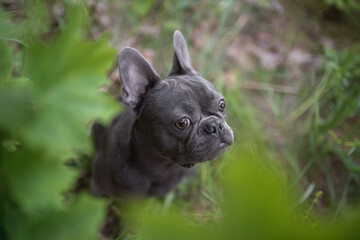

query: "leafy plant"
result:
(128, 146), (360, 240)
(0, 4), (119, 240)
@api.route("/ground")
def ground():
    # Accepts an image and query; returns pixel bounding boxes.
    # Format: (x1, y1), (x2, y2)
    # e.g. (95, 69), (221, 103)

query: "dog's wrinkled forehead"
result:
(174, 75), (218, 99)
(141, 75), (222, 119)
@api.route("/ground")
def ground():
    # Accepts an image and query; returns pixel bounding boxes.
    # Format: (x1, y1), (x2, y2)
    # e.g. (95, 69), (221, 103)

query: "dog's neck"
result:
(129, 121), (183, 176)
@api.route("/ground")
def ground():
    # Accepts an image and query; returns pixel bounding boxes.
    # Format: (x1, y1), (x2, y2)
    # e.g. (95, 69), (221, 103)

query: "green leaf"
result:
(131, 152), (360, 240)
(22, 7), (120, 157)
(135, 212), (214, 240)
(1, 149), (76, 213)
(0, 4), (117, 240)
(4, 194), (106, 240)
(0, 86), (32, 131)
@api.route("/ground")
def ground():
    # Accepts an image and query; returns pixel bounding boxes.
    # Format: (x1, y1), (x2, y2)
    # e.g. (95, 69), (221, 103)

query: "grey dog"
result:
(91, 30), (234, 197)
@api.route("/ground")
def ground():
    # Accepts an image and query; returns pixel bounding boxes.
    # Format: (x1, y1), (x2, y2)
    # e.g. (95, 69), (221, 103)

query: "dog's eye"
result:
(175, 117), (190, 130)
(219, 99), (226, 112)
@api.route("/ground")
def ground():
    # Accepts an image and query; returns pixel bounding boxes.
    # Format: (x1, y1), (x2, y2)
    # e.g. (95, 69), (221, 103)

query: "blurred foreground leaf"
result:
(132, 151), (360, 240)
(3, 194), (106, 240)
(21, 7), (119, 157)
(1, 149), (76, 213)
(0, 4), (119, 240)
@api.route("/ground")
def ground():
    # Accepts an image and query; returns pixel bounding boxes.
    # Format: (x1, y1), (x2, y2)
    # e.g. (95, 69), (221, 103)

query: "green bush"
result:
(0, 4), (119, 240)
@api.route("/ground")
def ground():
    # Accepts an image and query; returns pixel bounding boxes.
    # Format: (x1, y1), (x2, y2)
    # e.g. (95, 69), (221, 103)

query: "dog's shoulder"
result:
(108, 107), (135, 147)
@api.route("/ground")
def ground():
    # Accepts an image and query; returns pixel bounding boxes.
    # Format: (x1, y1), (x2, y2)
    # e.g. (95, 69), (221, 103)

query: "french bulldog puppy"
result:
(91, 30), (234, 197)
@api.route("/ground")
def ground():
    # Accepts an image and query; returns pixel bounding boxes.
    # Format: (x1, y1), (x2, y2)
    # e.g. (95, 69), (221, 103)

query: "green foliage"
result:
(320, 46), (360, 133)
(24, 0), (50, 41)
(22, 9), (119, 157)
(3, 194), (106, 240)
(130, 0), (155, 17)
(323, 0), (360, 11)
(0, 9), (23, 40)
(130, 151), (360, 240)
(0, 3), (119, 240)
(0, 38), (12, 82)
(288, 45), (360, 209)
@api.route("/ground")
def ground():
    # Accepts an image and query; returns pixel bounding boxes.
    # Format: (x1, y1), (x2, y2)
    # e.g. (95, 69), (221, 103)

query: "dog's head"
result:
(118, 30), (234, 168)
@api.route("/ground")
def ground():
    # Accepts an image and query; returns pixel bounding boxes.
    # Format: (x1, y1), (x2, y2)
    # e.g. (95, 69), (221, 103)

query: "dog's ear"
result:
(168, 30), (196, 76)
(118, 47), (161, 108)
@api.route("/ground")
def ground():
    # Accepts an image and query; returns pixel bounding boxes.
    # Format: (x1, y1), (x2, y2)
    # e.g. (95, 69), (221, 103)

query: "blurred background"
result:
(0, 0), (359, 239)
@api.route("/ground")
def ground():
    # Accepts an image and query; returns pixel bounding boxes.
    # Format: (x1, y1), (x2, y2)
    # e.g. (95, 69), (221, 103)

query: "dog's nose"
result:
(203, 120), (224, 135)
(200, 117), (234, 145)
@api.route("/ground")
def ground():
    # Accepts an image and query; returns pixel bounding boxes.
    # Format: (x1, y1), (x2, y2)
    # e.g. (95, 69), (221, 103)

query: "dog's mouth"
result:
(181, 163), (195, 168)
(180, 141), (232, 169)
